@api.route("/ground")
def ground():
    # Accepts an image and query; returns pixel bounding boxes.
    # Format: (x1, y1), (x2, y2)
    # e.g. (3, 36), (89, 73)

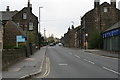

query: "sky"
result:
(0, 0), (120, 38)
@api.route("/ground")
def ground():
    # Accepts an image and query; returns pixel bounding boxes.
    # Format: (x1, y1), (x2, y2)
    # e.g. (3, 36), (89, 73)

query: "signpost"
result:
(16, 36), (26, 47)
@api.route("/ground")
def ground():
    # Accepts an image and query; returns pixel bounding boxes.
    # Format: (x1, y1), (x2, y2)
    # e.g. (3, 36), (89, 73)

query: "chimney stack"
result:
(94, 0), (100, 8)
(68, 27), (70, 31)
(30, 4), (32, 8)
(6, 6), (10, 12)
(111, 0), (116, 7)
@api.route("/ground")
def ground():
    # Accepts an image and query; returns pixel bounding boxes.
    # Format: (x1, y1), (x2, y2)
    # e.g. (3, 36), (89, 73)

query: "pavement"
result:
(2, 46), (47, 80)
(83, 49), (119, 59)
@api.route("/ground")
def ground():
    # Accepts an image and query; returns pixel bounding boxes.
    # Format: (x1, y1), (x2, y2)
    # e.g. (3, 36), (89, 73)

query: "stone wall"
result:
(2, 45), (38, 70)
(2, 48), (26, 70)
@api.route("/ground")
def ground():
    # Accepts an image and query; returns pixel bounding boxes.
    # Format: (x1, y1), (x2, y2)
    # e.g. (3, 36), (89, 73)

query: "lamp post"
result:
(26, 0), (30, 57)
(85, 33), (88, 49)
(38, 7), (43, 49)
(39, 7), (43, 33)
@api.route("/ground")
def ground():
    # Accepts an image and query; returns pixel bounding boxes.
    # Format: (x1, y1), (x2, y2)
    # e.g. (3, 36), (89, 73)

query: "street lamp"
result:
(39, 7), (43, 33)
(38, 7), (43, 49)
(84, 33), (88, 50)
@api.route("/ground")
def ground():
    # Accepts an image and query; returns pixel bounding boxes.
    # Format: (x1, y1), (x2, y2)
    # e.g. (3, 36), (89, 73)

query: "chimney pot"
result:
(111, 0), (116, 7)
(6, 6), (10, 12)
(94, 0), (100, 8)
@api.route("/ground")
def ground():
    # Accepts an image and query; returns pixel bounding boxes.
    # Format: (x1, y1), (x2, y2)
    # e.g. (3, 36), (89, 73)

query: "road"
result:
(36, 46), (119, 78)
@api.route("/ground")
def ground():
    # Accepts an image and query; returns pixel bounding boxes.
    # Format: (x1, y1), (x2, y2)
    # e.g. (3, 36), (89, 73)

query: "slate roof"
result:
(0, 11), (18, 21)
(105, 21), (120, 32)
(5, 20), (26, 36)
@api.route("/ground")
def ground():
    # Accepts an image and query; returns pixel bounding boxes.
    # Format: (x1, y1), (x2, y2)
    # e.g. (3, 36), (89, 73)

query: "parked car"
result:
(49, 43), (54, 46)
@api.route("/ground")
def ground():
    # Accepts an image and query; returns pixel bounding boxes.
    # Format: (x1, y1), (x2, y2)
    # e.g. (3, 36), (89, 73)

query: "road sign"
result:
(16, 36), (26, 42)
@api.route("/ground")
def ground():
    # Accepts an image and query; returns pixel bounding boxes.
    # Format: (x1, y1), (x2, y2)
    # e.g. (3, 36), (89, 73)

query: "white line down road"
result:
(42, 47), (119, 78)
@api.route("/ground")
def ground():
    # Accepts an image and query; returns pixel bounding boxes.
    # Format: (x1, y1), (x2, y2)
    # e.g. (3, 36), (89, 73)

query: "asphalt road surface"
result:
(38, 46), (119, 79)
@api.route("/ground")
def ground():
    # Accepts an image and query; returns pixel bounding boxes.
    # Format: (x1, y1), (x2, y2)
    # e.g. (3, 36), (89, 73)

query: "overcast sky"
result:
(1, 0), (120, 38)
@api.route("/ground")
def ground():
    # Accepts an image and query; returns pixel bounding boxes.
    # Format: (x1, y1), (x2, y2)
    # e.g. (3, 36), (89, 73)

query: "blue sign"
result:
(103, 28), (120, 38)
(16, 36), (26, 42)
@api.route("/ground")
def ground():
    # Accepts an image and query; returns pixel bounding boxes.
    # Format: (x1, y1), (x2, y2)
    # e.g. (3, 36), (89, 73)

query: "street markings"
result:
(87, 61), (95, 64)
(68, 51), (119, 76)
(102, 66), (120, 75)
(58, 64), (68, 66)
(74, 55), (80, 58)
(42, 57), (51, 78)
(83, 59), (95, 64)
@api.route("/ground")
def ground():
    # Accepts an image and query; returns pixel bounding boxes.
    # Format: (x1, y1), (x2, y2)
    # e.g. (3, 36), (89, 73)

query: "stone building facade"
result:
(12, 4), (38, 45)
(74, 26), (81, 48)
(62, 25), (80, 48)
(63, 25), (75, 48)
(62, 0), (120, 50)
(79, 0), (120, 49)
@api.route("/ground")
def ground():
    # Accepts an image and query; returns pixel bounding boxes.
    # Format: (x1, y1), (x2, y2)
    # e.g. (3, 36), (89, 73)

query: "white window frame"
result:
(29, 22), (34, 31)
(23, 13), (27, 19)
(104, 7), (108, 13)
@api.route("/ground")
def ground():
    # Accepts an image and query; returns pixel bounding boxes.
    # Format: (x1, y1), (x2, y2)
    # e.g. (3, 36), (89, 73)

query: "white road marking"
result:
(84, 59), (88, 61)
(58, 64), (68, 66)
(74, 55), (80, 58)
(83, 59), (95, 64)
(102, 66), (120, 75)
(88, 61), (95, 64)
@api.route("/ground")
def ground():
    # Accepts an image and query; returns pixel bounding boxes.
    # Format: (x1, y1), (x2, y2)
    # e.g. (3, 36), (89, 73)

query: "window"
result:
(17, 22), (20, 26)
(104, 7), (108, 13)
(29, 22), (33, 31)
(23, 13), (27, 19)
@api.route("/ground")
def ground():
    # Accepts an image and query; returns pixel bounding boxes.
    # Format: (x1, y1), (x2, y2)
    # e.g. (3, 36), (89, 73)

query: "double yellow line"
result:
(42, 57), (51, 78)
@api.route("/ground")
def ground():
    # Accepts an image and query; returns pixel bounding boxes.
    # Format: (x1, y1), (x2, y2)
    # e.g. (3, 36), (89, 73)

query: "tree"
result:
(89, 29), (102, 49)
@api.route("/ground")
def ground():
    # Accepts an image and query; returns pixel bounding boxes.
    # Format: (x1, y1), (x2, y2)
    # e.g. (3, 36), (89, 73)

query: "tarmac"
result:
(2, 46), (47, 80)
(1, 46), (119, 80)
